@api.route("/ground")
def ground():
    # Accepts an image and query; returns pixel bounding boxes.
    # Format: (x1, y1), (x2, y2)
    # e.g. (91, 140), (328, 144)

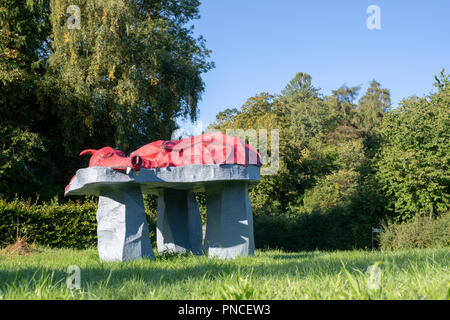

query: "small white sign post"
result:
(372, 227), (382, 249)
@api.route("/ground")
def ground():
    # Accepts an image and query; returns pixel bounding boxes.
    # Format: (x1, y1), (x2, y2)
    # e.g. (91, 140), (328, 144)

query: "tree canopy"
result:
(210, 71), (449, 225)
(0, 0), (213, 199)
(376, 71), (449, 221)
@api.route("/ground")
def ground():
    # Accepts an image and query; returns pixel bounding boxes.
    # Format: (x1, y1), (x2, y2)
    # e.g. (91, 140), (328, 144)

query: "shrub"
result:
(379, 212), (450, 250)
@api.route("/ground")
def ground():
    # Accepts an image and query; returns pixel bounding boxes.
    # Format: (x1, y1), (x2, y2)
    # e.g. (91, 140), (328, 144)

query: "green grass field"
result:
(0, 247), (448, 300)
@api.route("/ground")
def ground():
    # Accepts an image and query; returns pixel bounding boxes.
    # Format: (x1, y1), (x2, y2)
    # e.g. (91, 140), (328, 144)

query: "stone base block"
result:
(96, 184), (155, 261)
(157, 189), (203, 255)
(204, 182), (254, 259)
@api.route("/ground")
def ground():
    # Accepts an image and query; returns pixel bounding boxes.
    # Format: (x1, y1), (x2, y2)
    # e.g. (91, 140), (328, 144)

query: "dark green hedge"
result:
(5, 198), (446, 252)
(253, 211), (378, 251)
(0, 198), (157, 249)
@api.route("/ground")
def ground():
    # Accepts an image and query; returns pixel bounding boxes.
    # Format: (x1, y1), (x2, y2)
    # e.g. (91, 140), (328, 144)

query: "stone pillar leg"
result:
(157, 189), (203, 255)
(96, 184), (155, 261)
(204, 182), (255, 259)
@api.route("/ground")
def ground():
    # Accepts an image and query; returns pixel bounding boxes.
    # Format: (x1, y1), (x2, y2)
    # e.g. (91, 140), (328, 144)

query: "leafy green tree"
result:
(0, 0), (50, 132)
(303, 169), (360, 214)
(0, 0), (213, 199)
(278, 73), (336, 147)
(328, 84), (360, 122)
(280, 72), (320, 98)
(0, 0), (50, 85)
(46, 0), (213, 152)
(356, 80), (391, 137)
(209, 108), (239, 129)
(0, 0), (55, 198)
(376, 71), (450, 221)
(209, 93), (285, 212)
(300, 124), (384, 220)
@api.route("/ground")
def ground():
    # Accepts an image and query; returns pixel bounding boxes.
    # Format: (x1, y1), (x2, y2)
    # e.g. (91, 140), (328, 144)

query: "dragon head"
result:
(79, 147), (131, 172)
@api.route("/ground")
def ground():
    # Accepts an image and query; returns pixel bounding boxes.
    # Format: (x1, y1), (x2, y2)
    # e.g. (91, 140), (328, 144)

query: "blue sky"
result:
(181, 0), (449, 129)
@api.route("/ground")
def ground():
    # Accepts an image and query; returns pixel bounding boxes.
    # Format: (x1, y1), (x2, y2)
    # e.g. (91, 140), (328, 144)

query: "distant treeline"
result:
(211, 72), (449, 223)
(209, 71), (449, 249)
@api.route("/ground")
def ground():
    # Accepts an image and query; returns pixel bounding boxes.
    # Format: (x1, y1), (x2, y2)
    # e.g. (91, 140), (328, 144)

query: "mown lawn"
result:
(0, 247), (448, 300)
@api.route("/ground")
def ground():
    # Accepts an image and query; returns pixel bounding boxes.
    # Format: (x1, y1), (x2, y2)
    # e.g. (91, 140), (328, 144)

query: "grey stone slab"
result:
(156, 189), (203, 255)
(65, 164), (260, 196)
(96, 185), (155, 261)
(204, 182), (255, 259)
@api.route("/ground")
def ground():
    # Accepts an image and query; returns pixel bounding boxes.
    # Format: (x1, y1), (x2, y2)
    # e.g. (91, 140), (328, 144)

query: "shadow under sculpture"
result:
(65, 164), (260, 262)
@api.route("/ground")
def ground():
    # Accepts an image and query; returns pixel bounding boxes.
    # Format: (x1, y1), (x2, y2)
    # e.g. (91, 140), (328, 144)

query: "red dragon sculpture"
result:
(65, 132), (261, 192)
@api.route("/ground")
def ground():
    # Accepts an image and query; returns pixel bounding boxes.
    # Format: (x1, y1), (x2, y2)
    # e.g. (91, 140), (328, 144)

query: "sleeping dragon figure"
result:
(65, 132), (261, 192)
